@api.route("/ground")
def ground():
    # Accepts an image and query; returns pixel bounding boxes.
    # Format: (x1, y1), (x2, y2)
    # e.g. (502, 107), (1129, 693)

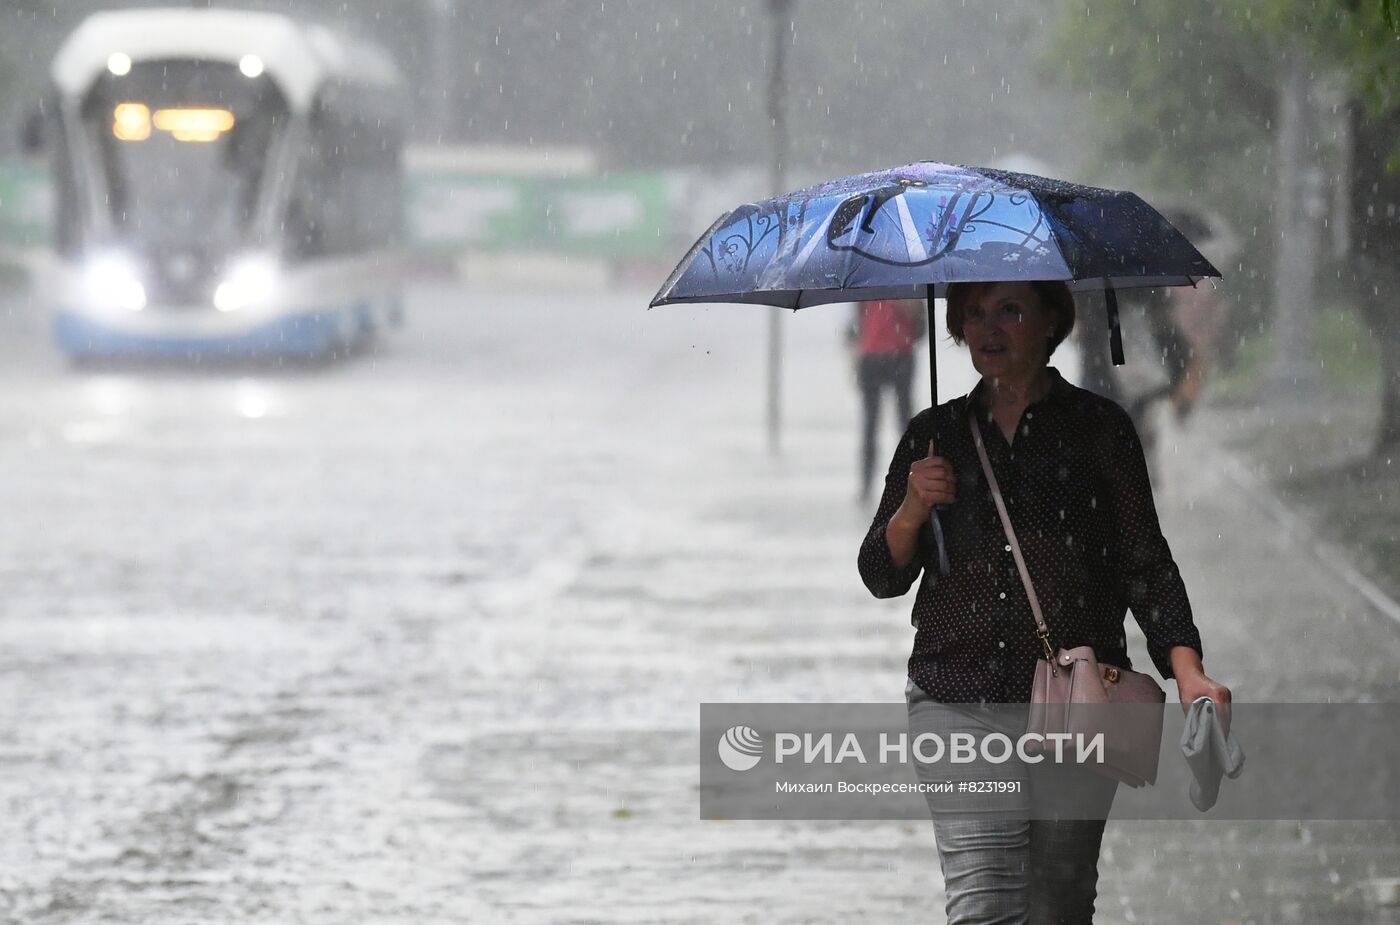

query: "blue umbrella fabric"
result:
(651, 161), (1220, 312)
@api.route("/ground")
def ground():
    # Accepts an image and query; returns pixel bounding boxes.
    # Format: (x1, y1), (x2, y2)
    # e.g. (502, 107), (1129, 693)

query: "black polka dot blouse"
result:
(858, 366), (1204, 704)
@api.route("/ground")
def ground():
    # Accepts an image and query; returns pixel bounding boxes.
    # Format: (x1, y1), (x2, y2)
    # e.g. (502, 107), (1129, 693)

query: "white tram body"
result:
(38, 8), (406, 359)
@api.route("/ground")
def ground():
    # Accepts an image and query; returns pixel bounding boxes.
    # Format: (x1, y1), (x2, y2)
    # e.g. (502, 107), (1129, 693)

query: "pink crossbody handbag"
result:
(969, 411), (1166, 788)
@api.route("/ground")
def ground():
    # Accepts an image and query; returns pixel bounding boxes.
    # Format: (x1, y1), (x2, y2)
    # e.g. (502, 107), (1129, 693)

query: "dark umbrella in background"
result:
(651, 161), (1222, 575)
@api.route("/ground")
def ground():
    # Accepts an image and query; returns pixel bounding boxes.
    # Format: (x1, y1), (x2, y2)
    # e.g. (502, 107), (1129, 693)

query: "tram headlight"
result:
(83, 254), (146, 312)
(213, 256), (277, 313)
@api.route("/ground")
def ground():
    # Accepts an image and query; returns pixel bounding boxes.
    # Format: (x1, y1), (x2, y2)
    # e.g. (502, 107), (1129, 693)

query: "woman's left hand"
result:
(1176, 669), (1232, 734)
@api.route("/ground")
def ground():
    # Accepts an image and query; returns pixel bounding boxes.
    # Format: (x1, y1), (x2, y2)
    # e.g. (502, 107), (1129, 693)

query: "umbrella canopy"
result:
(651, 161), (1221, 311)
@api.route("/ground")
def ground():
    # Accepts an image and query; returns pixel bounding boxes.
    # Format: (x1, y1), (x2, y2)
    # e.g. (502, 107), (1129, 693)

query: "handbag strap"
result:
(968, 409), (1056, 662)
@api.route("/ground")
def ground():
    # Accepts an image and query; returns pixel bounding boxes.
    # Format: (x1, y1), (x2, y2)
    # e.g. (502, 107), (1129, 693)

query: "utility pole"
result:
(765, 0), (793, 455)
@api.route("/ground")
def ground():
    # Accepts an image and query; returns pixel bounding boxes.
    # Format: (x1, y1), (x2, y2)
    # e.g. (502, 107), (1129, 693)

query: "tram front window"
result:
(81, 61), (288, 304)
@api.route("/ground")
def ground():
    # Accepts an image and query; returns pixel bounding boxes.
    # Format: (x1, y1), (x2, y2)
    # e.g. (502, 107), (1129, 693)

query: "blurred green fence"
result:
(404, 170), (670, 257)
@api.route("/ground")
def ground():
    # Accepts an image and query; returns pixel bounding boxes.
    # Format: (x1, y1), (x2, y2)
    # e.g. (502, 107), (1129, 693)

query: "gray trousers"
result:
(905, 678), (1119, 925)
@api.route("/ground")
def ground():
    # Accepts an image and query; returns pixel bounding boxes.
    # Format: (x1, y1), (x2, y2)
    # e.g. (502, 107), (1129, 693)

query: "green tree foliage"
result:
(1053, 0), (1400, 450)
(1053, 4), (1275, 185)
(1049, 2), (1283, 355)
(1052, 0), (1399, 218)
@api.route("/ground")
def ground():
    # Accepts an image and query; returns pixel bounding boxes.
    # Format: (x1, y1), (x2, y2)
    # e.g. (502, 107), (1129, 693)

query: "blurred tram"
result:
(34, 8), (406, 360)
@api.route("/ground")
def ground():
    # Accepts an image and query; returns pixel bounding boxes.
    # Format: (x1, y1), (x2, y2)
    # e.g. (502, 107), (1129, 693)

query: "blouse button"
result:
(1004, 544), (1012, 552)
(999, 592), (1007, 600)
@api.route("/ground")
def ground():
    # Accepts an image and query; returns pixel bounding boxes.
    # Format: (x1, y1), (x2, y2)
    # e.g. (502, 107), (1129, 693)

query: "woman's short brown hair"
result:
(945, 280), (1077, 359)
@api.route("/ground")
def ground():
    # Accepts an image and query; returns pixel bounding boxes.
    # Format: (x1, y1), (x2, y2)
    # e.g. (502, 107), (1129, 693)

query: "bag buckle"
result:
(1035, 627), (1055, 662)
(1104, 666), (1121, 683)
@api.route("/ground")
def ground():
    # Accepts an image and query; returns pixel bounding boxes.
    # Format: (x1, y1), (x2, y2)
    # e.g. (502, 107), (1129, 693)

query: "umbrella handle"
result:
(928, 507), (951, 577)
(919, 432), (952, 577)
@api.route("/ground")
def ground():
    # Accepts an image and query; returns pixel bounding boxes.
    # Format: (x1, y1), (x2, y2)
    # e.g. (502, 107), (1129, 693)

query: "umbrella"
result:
(651, 161), (1221, 574)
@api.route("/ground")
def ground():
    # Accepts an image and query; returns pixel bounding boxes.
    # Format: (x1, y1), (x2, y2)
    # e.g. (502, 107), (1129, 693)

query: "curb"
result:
(1210, 442), (1400, 632)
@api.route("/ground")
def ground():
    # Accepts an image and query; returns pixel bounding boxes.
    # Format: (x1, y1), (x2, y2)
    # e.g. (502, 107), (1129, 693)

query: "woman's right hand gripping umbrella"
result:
(884, 443), (957, 570)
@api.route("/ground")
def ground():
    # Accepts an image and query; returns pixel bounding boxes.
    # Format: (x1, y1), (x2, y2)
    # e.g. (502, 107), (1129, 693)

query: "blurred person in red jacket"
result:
(848, 299), (926, 504)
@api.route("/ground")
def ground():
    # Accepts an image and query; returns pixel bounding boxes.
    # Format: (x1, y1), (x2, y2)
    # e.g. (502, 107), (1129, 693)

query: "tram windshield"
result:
(81, 60), (288, 263)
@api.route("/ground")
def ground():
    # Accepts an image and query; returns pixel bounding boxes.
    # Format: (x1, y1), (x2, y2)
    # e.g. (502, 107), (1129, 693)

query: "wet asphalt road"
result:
(0, 281), (1397, 923)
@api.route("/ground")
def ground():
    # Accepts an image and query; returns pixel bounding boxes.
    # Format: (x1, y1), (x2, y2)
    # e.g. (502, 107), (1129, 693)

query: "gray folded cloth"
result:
(1180, 696), (1245, 811)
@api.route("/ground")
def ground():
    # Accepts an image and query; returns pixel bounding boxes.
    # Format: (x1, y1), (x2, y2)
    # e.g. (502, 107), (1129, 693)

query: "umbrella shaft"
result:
(926, 283), (939, 411)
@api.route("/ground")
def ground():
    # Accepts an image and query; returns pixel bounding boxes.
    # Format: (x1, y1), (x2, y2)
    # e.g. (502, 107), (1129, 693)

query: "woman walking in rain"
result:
(857, 280), (1231, 924)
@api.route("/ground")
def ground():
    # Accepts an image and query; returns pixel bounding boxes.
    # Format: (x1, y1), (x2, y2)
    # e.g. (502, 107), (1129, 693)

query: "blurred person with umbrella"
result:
(1154, 205), (1239, 422)
(1078, 205), (1240, 482)
(653, 162), (1234, 921)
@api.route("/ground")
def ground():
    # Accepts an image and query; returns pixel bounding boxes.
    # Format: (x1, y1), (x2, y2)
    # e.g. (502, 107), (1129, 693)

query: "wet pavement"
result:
(0, 282), (1397, 923)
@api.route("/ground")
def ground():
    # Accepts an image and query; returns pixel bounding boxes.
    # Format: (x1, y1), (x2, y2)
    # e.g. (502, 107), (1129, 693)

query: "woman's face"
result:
(959, 282), (1056, 383)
